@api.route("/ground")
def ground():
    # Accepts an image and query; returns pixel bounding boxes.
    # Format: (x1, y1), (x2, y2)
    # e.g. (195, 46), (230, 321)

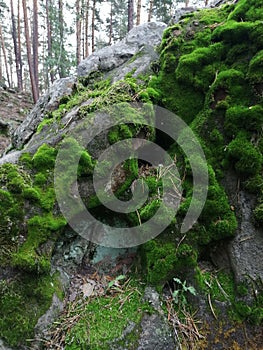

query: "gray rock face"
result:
(0, 340), (13, 350)
(77, 22), (166, 81)
(12, 76), (77, 149)
(137, 314), (176, 350)
(8, 22), (166, 154)
(228, 191), (263, 281)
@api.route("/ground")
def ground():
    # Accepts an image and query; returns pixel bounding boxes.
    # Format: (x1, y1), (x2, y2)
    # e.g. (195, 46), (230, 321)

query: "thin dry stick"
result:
(208, 293), (217, 320)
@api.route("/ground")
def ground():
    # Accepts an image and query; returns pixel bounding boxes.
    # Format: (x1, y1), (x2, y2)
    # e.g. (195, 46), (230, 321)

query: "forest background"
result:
(0, 0), (207, 103)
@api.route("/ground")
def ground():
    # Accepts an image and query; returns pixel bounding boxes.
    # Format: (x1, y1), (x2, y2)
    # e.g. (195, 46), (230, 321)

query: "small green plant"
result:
(107, 275), (126, 291)
(172, 278), (196, 306)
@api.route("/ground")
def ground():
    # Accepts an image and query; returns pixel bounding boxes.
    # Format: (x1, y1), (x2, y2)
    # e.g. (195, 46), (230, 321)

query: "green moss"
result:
(175, 43), (225, 90)
(197, 5), (233, 25)
(245, 174), (263, 194)
(61, 279), (152, 350)
(228, 0), (263, 22)
(22, 187), (41, 203)
(211, 20), (254, 44)
(253, 203), (263, 224)
(248, 50), (263, 84)
(34, 172), (48, 186)
(32, 143), (57, 171)
(225, 105), (263, 136)
(227, 132), (262, 177)
(140, 239), (197, 288)
(19, 152), (33, 168)
(36, 117), (55, 134)
(12, 214), (66, 274)
(0, 273), (62, 347)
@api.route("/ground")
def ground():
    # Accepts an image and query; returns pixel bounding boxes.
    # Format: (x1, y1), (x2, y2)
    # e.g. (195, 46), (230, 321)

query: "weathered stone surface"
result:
(77, 22), (166, 81)
(228, 191), (263, 281)
(137, 313), (176, 350)
(12, 76), (76, 149)
(0, 340), (13, 350)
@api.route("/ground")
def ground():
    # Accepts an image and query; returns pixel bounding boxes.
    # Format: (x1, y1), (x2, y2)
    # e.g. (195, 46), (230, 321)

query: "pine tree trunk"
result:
(46, 0), (54, 84)
(148, 0), (153, 22)
(22, 0), (38, 103)
(128, 0), (134, 32)
(91, 0), (96, 53)
(33, 0), (39, 99)
(0, 24), (11, 87)
(17, 0), (23, 90)
(85, 0), (90, 57)
(136, 0), (141, 26)
(58, 0), (66, 77)
(0, 50), (2, 83)
(108, 1), (113, 45)
(76, 0), (82, 64)
(11, 0), (22, 90)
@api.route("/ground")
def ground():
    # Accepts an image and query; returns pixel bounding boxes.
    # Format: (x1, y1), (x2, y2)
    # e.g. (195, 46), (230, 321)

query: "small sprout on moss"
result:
(172, 278), (196, 306)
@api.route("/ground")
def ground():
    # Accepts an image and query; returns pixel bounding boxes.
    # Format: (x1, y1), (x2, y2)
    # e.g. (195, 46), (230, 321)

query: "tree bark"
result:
(136, 0), (141, 26)
(17, 0), (23, 89)
(85, 0), (90, 57)
(0, 49), (2, 83)
(58, 0), (66, 77)
(76, 0), (82, 64)
(0, 24), (11, 87)
(128, 0), (134, 32)
(108, 1), (113, 45)
(91, 0), (96, 52)
(33, 0), (39, 99)
(148, 0), (153, 22)
(10, 0), (22, 90)
(22, 0), (38, 103)
(46, 0), (54, 84)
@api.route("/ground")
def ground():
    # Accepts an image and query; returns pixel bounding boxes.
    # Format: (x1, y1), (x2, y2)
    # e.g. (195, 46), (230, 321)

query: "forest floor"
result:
(0, 87), (33, 156)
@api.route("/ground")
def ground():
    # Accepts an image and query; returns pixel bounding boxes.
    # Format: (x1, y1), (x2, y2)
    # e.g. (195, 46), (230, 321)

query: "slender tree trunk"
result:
(17, 0), (23, 90)
(185, 0), (190, 7)
(85, 0), (90, 57)
(81, 0), (85, 59)
(76, 0), (82, 64)
(136, 0), (141, 26)
(205, 0), (208, 6)
(33, 0), (39, 99)
(128, 0), (134, 32)
(11, 0), (22, 90)
(46, 0), (54, 84)
(22, 0), (38, 103)
(91, 0), (96, 53)
(0, 50), (2, 83)
(58, 0), (66, 77)
(148, 0), (153, 22)
(108, 1), (113, 45)
(0, 24), (11, 87)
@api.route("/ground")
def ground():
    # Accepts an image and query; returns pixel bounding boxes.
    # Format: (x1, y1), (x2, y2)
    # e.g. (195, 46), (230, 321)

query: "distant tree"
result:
(147, 0), (153, 22)
(136, 0), (142, 25)
(0, 23), (10, 87)
(106, 0), (127, 43)
(45, 0), (54, 84)
(84, 0), (90, 57)
(128, 0), (134, 31)
(33, 0), (39, 98)
(108, 0), (113, 45)
(147, 0), (173, 23)
(76, 0), (82, 63)
(10, 0), (22, 90)
(22, 0), (38, 102)
(0, 1), (11, 87)
(17, 0), (23, 89)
